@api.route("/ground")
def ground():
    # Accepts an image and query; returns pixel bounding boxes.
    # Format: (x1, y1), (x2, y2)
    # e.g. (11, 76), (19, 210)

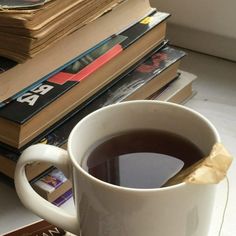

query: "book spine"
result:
(29, 167), (72, 205)
(63, 44), (123, 83)
(147, 73), (181, 100)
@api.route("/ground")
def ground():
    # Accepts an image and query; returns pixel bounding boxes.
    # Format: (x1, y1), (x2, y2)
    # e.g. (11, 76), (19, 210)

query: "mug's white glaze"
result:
(15, 101), (220, 236)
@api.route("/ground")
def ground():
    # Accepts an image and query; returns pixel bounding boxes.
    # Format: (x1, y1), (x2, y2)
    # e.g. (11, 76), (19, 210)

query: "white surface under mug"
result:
(15, 101), (220, 236)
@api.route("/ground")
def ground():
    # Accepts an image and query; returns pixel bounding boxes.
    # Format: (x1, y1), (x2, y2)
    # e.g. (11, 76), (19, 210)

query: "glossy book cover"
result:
(32, 167), (68, 193)
(29, 45), (185, 149)
(0, 41), (168, 161)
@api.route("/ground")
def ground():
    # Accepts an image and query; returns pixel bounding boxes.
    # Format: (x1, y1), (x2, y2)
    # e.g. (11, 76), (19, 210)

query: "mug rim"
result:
(68, 100), (221, 192)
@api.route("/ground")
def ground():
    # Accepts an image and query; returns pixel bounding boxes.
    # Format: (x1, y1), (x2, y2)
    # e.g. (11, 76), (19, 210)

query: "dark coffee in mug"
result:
(81, 129), (204, 188)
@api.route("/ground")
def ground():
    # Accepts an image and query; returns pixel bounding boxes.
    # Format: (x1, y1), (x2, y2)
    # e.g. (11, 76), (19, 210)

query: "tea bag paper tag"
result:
(165, 143), (233, 185)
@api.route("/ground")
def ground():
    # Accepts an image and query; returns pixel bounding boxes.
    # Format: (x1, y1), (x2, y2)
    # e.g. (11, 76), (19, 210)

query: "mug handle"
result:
(14, 144), (79, 234)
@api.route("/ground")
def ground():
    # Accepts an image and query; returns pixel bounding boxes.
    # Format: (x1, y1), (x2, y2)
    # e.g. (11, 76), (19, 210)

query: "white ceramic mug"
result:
(15, 101), (220, 236)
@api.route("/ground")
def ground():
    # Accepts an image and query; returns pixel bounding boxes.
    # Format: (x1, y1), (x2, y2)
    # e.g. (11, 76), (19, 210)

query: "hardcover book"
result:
(31, 167), (72, 203)
(0, 41), (169, 180)
(149, 70), (197, 103)
(0, 46), (188, 181)
(31, 46), (185, 148)
(0, 11), (170, 148)
(93, 46), (186, 104)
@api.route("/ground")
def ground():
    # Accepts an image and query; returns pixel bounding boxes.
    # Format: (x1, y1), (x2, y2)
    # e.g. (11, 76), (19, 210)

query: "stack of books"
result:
(0, 0), (126, 62)
(0, 0), (196, 206)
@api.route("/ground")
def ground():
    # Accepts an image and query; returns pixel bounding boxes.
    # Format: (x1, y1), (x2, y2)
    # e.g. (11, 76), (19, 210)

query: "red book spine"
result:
(48, 44), (123, 84)
(76, 44), (123, 82)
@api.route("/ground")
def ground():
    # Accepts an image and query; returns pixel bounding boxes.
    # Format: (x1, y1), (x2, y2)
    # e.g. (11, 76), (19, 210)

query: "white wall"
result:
(150, 0), (236, 61)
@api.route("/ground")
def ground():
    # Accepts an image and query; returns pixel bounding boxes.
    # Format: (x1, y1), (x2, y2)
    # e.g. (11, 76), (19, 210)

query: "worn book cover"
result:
(90, 46), (185, 104)
(0, 46), (188, 183)
(26, 45), (185, 148)
(0, 35), (126, 122)
(3, 219), (66, 236)
(0, 0), (126, 62)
